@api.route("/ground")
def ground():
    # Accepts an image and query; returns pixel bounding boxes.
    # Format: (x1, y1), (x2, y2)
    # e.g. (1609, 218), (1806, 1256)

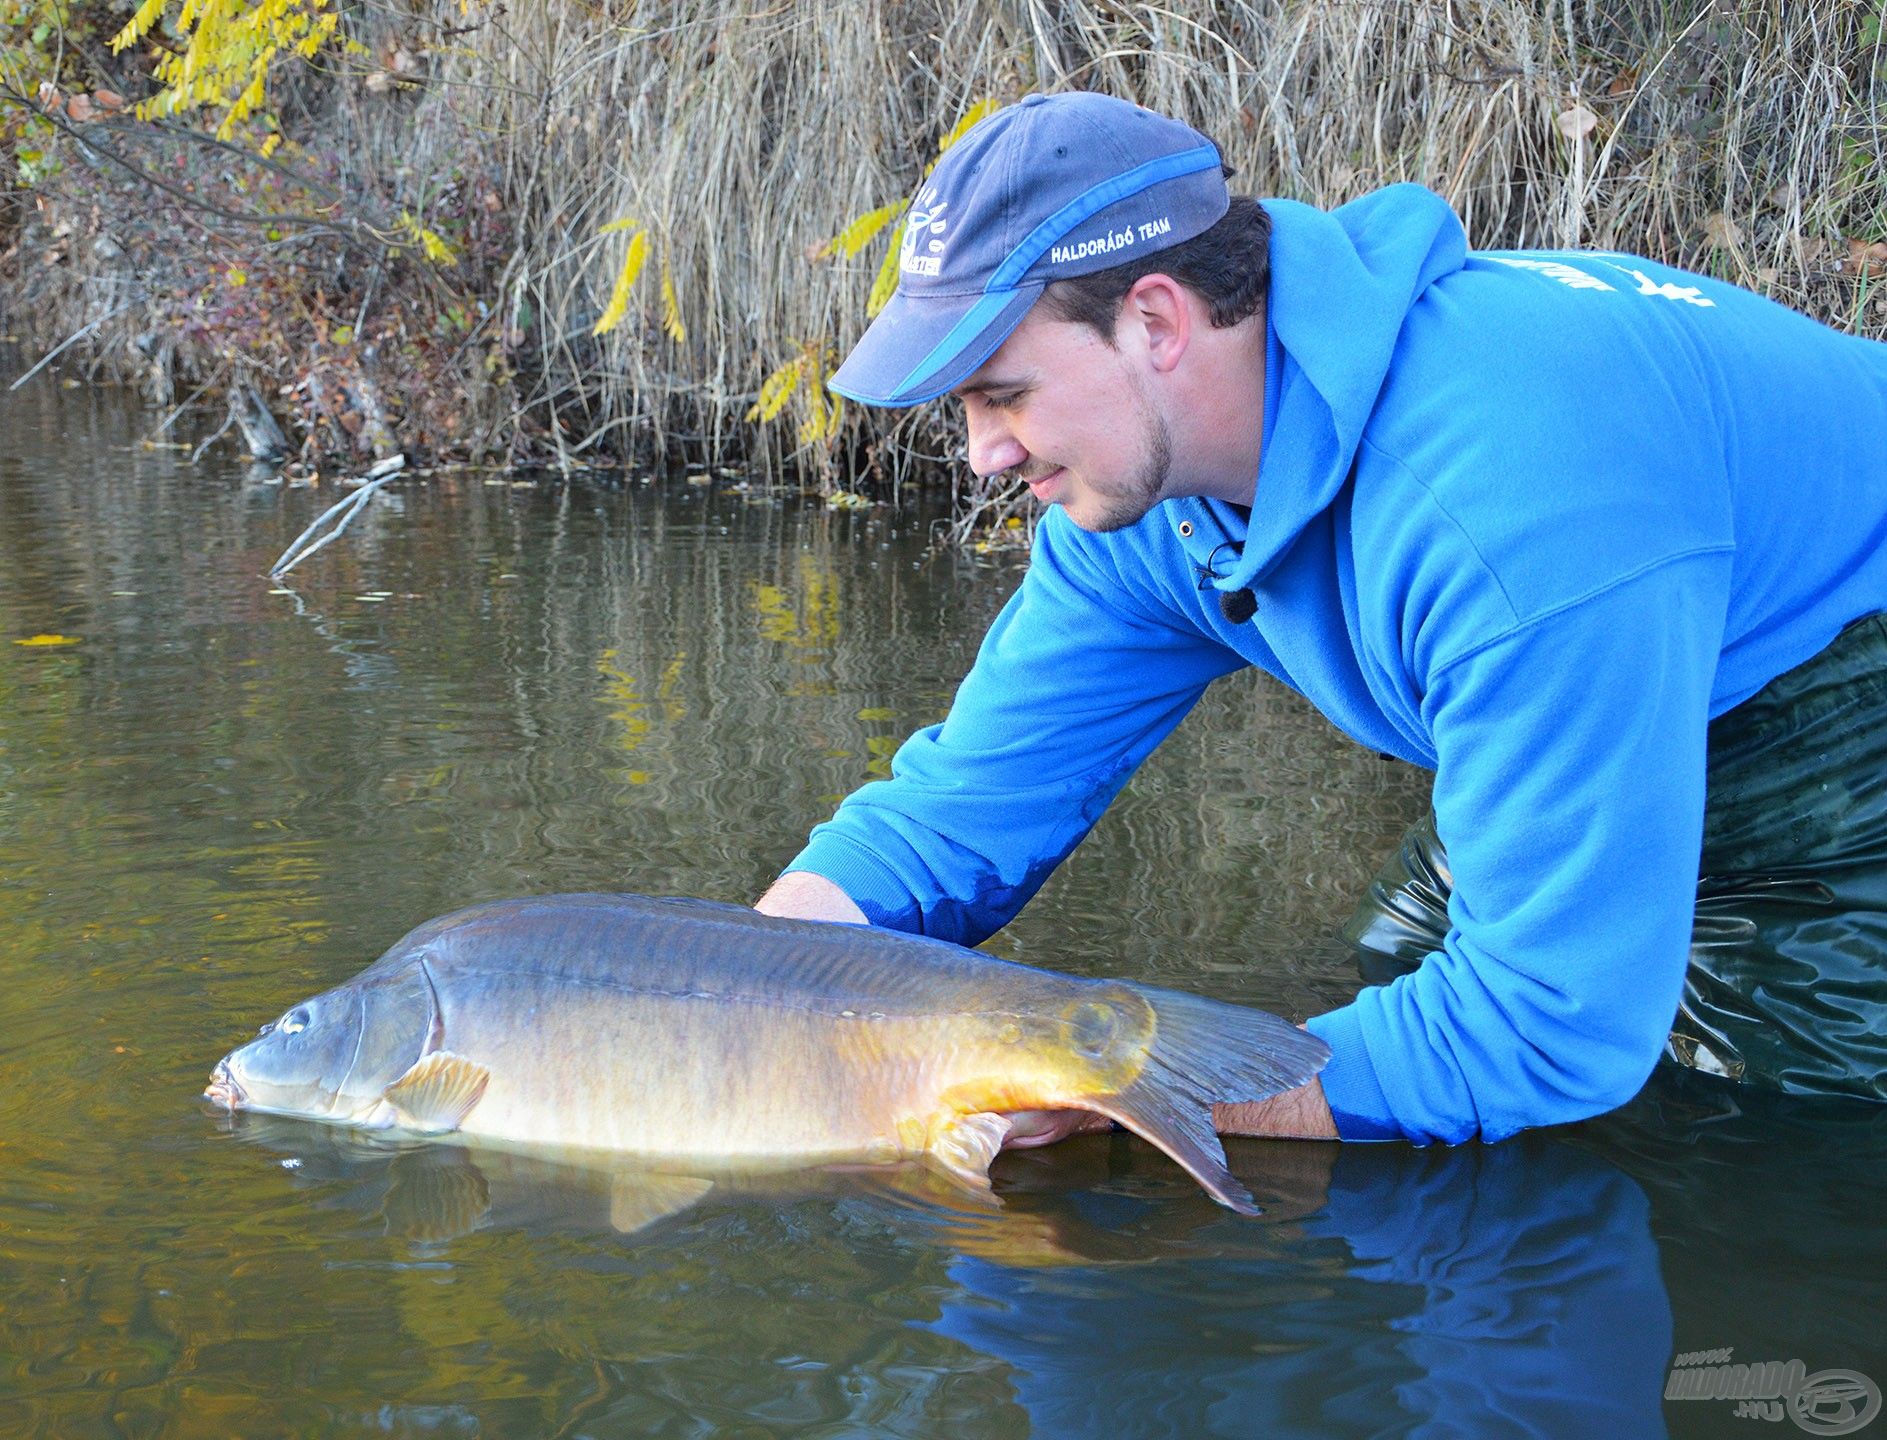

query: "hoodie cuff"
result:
(1305, 1005), (1408, 1141)
(782, 834), (921, 933)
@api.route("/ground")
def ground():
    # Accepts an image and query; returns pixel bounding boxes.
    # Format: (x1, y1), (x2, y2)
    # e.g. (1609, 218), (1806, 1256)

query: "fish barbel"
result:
(206, 895), (1329, 1214)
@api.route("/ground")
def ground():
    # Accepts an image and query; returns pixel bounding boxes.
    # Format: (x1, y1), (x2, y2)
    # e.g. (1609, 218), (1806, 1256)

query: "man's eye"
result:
(986, 392), (1024, 410)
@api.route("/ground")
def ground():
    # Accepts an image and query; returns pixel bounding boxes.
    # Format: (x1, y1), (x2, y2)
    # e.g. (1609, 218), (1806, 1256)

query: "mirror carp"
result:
(207, 894), (1329, 1214)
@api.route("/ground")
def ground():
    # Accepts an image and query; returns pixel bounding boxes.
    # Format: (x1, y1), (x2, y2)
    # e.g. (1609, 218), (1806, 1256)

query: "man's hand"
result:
(755, 871), (868, 925)
(1000, 1109), (1116, 1147)
(998, 1077), (1338, 1150)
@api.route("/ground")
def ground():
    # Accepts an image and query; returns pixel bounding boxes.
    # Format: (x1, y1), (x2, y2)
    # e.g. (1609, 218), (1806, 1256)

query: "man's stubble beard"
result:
(1083, 405), (1174, 534)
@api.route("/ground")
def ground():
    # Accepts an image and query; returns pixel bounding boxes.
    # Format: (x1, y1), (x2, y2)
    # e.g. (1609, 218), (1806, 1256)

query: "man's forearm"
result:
(755, 870), (868, 925)
(1213, 1077), (1339, 1140)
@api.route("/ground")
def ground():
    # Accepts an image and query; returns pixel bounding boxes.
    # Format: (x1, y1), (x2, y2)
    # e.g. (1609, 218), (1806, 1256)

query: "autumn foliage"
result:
(0, 0), (1882, 497)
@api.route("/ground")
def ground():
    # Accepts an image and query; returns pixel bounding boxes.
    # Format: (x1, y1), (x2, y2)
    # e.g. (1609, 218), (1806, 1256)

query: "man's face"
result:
(952, 306), (1174, 534)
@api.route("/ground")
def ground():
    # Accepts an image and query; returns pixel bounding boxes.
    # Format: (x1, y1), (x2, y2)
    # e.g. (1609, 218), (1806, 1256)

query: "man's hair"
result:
(1040, 195), (1272, 341)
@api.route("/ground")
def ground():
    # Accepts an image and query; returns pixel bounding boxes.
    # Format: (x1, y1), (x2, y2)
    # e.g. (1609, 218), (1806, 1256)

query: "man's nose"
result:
(966, 410), (1028, 478)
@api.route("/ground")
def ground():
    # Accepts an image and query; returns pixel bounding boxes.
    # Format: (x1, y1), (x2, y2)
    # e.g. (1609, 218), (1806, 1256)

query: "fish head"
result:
(207, 958), (437, 1125)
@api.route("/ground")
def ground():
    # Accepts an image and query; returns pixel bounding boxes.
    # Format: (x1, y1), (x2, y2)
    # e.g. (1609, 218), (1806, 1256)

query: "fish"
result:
(206, 894), (1329, 1216)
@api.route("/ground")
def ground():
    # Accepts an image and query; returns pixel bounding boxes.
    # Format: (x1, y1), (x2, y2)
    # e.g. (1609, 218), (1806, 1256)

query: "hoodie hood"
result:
(1216, 185), (1467, 592)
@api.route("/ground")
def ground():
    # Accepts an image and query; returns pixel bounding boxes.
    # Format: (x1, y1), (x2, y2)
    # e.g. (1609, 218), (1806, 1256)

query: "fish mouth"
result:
(204, 1060), (246, 1112)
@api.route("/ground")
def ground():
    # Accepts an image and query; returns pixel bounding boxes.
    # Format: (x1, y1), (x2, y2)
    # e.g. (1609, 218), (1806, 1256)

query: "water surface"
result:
(0, 375), (1881, 1438)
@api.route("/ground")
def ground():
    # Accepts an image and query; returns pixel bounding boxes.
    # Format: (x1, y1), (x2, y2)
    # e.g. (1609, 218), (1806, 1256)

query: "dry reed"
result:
(3, 0), (1882, 517)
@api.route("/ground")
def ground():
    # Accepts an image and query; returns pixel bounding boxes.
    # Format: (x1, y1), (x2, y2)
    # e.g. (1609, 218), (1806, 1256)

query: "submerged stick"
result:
(268, 454), (407, 579)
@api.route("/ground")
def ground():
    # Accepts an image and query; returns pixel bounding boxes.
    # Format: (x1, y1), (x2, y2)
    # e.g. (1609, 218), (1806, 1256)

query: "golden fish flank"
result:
(205, 894), (1329, 1217)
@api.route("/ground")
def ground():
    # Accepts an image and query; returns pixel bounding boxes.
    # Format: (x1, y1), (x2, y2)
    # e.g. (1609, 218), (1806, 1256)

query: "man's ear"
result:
(1122, 273), (1192, 374)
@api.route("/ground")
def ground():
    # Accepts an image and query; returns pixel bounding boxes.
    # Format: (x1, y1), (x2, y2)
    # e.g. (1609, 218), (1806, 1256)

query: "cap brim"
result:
(828, 283), (1044, 407)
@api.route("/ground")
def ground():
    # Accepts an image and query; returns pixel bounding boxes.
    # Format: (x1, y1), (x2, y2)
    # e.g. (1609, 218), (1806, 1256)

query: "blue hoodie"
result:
(788, 185), (1887, 1143)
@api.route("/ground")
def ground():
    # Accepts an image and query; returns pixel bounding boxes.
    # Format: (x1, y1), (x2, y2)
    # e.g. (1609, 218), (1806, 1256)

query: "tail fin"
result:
(1088, 984), (1331, 1215)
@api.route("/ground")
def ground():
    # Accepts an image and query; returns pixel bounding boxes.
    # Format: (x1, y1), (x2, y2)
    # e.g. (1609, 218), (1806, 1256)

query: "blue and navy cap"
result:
(828, 92), (1229, 408)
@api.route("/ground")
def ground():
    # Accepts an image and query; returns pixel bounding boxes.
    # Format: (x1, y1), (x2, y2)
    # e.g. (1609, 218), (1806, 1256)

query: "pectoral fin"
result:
(608, 1172), (714, 1234)
(383, 1147), (491, 1242)
(383, 1051), (490, 1133)
(924, 1111), (1014, 1203)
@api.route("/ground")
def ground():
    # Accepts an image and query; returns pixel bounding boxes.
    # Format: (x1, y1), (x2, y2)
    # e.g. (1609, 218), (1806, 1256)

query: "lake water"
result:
(1, 373), (1881, 1438)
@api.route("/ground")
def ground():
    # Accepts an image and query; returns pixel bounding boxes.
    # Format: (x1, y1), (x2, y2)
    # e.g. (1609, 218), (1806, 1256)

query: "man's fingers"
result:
(999, 1109), (1113, 1149)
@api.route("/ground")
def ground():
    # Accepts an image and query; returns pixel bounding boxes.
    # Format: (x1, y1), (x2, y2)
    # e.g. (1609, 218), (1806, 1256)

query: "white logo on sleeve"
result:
(1483, 253), (1717, 308)
(1621, 268), (1715, 307)
(1484, 255), (1614, 291)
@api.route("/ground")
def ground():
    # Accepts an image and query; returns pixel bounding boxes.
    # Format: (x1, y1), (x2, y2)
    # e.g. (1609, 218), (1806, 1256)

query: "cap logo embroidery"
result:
(827, 94), (1228, 406)
(901, 188), (949, 277)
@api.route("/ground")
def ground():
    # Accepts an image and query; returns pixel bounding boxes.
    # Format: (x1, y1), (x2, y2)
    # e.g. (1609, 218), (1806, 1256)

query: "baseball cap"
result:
(828, 91), (1229, 408)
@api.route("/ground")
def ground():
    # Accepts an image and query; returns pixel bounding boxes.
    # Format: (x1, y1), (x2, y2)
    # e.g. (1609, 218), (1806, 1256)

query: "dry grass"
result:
(4, 0), (1882, 511)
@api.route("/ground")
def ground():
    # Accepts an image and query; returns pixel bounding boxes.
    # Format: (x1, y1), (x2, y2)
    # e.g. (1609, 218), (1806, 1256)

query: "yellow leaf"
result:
(936, 98), (999, 157)
(15, 634), (79, 647)
(396, 210), (458, 266)
(592, 228), (649, 337)
(598, 215), (642, 237)
(798, 390), (843, 445)
(660, 258), (685, 343)
(227, 266), (247, 286)
(745, 356), (803, 422)
(417, 227), (457, 265)
(866, 235), (902, 317)
(110, 0), (167, 53)
(820, 199), (907, 262)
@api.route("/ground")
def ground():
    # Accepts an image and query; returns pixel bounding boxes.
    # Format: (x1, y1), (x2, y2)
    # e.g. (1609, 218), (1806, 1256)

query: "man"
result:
(757, 91), (1887, 1144)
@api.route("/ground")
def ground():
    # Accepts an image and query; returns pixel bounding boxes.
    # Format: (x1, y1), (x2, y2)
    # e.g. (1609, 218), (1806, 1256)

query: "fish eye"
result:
(279, 1007), (309, 1036)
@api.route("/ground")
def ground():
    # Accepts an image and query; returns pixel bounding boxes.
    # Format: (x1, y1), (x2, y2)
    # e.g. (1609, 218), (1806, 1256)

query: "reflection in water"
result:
(0, 373), (1879, 1438)
(1577, 1069), (1887, 1439)
(206, 1116), (1675, 1437)
(933, 1139), (1671, 1438)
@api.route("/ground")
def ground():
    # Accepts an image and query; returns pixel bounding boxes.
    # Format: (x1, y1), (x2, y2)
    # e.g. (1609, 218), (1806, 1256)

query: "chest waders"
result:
(1344, 613), (1887, 1101)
